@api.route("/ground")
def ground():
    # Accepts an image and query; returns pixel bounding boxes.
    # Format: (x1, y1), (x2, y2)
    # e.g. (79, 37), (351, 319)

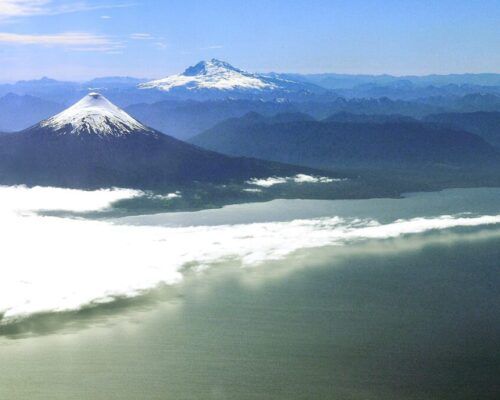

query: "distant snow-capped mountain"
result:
(140, 59), (276, 91)
(138, 59), (322, 98)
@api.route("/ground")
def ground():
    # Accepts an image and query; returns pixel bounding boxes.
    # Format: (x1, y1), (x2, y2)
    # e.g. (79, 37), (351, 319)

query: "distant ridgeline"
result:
(1, 93), (500, 141)
(190, 112), (500, 170)
(1, 62), (500, 139)
(0, 62), (499, 192)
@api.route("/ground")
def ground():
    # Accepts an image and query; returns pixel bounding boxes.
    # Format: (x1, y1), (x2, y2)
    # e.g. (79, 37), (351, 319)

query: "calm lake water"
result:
(1, 188), (499, 400)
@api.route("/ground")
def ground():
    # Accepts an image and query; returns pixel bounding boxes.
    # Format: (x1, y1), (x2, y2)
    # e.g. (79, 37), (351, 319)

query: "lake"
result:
(0, 187), (499, 400)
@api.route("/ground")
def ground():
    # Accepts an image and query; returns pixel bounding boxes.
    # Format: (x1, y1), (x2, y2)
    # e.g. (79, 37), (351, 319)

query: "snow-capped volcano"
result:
(0, 91), (313, 189)
(41, 92), (150, 136)
(139, 59), (290, 92)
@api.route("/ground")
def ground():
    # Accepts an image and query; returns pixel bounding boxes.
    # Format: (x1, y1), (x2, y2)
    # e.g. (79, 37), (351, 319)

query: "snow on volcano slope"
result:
(41, 92), (150, 136)
(139, 59), (280, 92)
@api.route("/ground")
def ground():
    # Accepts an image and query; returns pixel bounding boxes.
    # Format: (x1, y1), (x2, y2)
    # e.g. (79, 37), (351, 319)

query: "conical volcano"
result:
(0, 93), (311, 189)
(40, 92), (151, 136)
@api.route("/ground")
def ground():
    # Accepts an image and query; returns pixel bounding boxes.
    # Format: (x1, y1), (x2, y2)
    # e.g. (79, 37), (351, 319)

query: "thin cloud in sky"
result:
(0, 0), (50, 17)
(0, 0), (133, 19)
(70, 46), (124, 53)
(129, 33), (153, 40)
(155, 42), (167, 49)
(129, 33), (169, 51)
(0, 30), (168, 52)
(0, 31), (121, 51)
(201, 44), (224, 50)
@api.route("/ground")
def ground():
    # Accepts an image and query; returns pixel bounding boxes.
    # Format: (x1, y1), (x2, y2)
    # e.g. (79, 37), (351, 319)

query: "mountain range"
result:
(0, 61), (499, 193)
(272, 72), (500, 99)
(1, 60), (500, 139)
(125, 94), (500, 140)
(2, 91), (500, 141)
(190, 112), (500, 170)
(2, 61), (500, 104)
(0, 60), (325, 105)
(0, 93), (316, 189)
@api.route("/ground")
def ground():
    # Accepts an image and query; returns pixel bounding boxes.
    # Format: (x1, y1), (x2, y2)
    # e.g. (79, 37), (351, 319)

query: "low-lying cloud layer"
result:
(1, 185), (499, 323)
(246, 174), (343, 187)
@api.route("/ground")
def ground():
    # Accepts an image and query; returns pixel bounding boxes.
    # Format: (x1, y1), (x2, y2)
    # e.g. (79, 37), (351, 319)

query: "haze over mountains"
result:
(0, 59), (499, 193)
(0, 93), (314, 189)
(0, 93), (65, 132)
(1, 60), (499, 141)
(273, 73), (500, 99)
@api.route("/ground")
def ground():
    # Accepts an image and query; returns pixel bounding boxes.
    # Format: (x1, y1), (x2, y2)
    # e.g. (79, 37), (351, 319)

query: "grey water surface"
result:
(1, 188), (499, 400)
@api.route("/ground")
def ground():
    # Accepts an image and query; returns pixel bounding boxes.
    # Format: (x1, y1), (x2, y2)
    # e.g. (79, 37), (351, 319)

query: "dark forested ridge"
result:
(424, 111), (500, 148)
(190, 113), (500, 170)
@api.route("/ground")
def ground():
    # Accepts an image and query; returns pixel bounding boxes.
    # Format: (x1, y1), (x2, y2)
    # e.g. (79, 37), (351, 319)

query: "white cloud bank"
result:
(0, 185), (499, 323)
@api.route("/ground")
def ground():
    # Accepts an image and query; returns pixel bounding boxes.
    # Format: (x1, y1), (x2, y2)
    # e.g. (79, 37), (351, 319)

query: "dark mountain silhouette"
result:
(0, 93), (318, 189)
(190, 114), (500, 169)
(424, 111), (500, 148)
(125, 97), (446, 140)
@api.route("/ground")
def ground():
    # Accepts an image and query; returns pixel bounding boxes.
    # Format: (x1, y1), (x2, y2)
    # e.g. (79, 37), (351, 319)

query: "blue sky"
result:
(0, 0), (499, 81)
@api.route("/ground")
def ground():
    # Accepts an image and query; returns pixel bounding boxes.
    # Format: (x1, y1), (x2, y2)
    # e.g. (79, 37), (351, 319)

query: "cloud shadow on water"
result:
(2, 226), (499, 340)
(0, 284), (183, 339)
